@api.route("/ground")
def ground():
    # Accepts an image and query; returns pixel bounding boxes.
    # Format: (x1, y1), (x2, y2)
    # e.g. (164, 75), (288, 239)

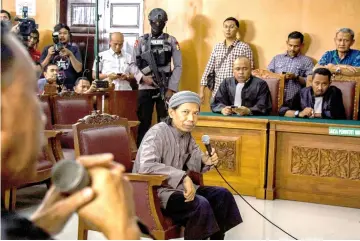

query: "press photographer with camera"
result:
(40, 23), (82, 90)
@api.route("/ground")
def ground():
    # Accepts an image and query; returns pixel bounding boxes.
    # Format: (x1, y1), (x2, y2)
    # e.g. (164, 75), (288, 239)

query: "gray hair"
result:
(336, 28), (355, 40)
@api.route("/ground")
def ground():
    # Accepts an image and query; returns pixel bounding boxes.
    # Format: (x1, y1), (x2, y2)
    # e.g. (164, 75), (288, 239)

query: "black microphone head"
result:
(51, 160), (90, 194)
(201, 135), (210, 145)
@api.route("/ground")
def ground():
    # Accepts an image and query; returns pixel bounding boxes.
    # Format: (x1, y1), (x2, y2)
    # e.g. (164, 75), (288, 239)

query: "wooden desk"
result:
(267, 118), (360, 208)
(193, 113), (269, 199)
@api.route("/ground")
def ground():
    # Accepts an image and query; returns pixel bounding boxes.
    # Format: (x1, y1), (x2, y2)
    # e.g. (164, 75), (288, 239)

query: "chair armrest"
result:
(53, 124), (73, 130)
(126, 173), (167, 186)
(128, 121), (140, 128)
(44, 130), (63, 139)
(44, 130), (64, 161)
(188, 171), (203, 186)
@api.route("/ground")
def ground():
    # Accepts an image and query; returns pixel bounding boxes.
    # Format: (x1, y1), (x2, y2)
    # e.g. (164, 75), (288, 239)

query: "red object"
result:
(29, 48), (41, 63)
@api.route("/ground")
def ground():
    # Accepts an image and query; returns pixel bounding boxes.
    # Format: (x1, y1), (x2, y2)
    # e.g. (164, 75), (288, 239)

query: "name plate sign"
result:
(329, 127), (360, 137)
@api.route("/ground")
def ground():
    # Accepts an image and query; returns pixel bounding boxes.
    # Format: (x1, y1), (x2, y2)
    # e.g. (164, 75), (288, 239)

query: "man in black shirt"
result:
(40, 23), (82, 90)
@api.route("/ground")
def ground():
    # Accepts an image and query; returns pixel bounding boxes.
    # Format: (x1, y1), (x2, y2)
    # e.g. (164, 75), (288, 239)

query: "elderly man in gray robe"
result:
(133, 91), (243, 240)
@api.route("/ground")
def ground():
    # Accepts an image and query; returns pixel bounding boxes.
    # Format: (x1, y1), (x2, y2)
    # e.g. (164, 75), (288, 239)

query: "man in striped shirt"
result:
(199, 17), (253, 102)
(268, 31), (314, 103)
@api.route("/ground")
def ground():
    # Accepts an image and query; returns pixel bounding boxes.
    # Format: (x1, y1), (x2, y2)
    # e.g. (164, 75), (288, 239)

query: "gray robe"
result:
(132, 122), (210, 208)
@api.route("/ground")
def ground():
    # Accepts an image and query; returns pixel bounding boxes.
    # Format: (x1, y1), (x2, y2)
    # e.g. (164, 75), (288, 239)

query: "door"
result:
(59, 0), (144, 80)
(101, 0), (144, 55)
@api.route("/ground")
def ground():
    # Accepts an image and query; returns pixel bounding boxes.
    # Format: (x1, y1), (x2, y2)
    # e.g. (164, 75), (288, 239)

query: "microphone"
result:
(201, 135), (213, 157)
(51, 160), (154, 239)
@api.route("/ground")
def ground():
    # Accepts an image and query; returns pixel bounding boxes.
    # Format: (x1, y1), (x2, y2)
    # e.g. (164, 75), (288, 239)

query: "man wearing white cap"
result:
(133, 91), (242, 240)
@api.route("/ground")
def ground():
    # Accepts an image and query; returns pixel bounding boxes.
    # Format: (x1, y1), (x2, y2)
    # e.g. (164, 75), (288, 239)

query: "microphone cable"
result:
(214, 166), (298, 240)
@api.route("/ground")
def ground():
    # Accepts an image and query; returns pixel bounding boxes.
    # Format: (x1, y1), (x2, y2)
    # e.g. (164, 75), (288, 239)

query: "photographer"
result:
(40, 23), (82, 90)
(28, 29), (41, 62)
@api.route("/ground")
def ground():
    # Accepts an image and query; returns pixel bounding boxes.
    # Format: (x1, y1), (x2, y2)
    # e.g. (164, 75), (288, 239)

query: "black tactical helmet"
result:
(148, 8), (168, 22)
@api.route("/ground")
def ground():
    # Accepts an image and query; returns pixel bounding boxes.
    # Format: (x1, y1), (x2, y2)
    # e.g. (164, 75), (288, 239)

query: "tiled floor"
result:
(15, 184), (360, 240)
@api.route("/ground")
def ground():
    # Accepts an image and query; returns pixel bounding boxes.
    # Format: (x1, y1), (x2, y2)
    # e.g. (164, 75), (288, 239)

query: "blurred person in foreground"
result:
(1, 23), (139, 240)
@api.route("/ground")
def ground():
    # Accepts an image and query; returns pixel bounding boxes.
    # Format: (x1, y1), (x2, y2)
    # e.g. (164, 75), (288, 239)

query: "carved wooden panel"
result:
(291, 146), (360, 180)
(349, 151), (360, 180)
(320, 149), (349, 178)
(210, 140), (236, 171)
(291, 146), (319, 176)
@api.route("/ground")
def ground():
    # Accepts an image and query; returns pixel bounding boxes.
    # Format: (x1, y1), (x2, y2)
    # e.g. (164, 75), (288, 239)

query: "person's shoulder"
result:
(350, 49), (360, 55)
(42, 44), (52, 51)
(300, 86), (312, 94)
(236, 40), (251, 48)
(138, 33), (150, 41)
(300, 54), (313, 61)
(328, 85), (342, 94)
(222, 77), (234, 84)
(251, 75), (266, 84)
(38, 78), (47, 84)
(147, 122), (169, 135)
(272, 53), (286, 59)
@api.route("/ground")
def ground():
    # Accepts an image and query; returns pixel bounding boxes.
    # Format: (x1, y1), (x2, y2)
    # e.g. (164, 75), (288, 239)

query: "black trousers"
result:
(136, 89), (167, 147)
(163, 186), (243, 240)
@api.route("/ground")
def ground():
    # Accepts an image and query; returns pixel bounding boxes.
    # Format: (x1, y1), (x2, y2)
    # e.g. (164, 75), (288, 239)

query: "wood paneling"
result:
(267, 120), (360, 208)
(192, 116), (268, 199)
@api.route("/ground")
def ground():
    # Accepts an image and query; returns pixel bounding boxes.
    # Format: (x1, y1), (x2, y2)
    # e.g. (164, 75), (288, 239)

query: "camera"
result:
(14, 6), (38, 44)
(52, 32), (64, 53)
(95, 80), (109, 89)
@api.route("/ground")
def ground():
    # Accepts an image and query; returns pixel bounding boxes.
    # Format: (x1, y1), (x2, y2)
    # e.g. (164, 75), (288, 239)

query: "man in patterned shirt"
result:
(199, 17), (253, 102)
(314, 28), (360, 76)
(268, 31), (314, 103)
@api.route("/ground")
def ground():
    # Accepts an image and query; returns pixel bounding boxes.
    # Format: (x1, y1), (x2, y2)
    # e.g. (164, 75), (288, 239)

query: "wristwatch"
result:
(294, 110), (300, 118)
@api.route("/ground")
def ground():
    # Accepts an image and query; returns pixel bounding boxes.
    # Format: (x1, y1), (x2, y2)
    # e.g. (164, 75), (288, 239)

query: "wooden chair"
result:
(252, 69), (285, 115)
(73, 112), (202, 240)
(2, 96), (63, 210)
(51, 92), (95, 160)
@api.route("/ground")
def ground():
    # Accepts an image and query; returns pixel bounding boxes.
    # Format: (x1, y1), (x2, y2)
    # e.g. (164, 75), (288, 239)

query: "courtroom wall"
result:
(3, 0), (359, 95)
(3, 0), (57, 52)
(144, 0), (360, 94)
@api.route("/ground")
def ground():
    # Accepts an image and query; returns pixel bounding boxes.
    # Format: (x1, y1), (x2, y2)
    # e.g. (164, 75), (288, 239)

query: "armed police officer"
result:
(129, 8), (182, 147)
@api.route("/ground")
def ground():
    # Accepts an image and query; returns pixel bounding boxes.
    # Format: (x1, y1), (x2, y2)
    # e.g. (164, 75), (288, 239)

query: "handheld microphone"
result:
(51, 160), (154, 239)
(201, 135), (213, 157)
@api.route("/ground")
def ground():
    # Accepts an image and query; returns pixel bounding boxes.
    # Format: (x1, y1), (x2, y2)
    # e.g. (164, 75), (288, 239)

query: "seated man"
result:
(133, 91), (242, 240)
(1, 23), (139, 240)
(211, 56), (272, 116)
(268, 31), (314, 102)
(314, 28), (360, 76)
(279, 68), (346, 119)
(73, 77), (95, 94)
(38, 63), (59, 94)
(92, 32), (133, 90)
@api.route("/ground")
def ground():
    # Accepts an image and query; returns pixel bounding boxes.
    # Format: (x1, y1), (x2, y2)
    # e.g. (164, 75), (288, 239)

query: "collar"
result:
(234, 76), (252, 86)
(284, 51), (301, 58)
(335, 49), (353, 59)
(150, 32), (166, 39)
(223, 39), (239, 47)
(108, 48), (122, 57)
